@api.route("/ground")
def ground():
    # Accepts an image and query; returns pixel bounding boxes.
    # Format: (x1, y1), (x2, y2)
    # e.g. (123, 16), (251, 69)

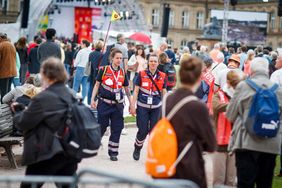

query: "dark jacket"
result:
(37, 40), (61, 63)
(165, 49), (176, 64)
(166, 88), (216, 188)
(64, 49), (74, 66)
(28, 46), (40, 74)
(17, 47), (28, 65)
(89, 49), (103, 79)
(14, 83), (74, 165)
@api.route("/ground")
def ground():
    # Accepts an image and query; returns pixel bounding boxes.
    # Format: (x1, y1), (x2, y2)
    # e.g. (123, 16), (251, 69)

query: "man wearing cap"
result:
(214, 54), (244, 91)
(0, 33), (17, 103)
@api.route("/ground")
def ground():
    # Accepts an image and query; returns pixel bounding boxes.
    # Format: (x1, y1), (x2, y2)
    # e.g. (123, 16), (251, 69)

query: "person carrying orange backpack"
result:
(148, 56), (216, 188)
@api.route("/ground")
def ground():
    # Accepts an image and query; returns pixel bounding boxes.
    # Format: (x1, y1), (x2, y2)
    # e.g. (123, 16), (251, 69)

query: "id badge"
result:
(115, 93), (121, 101)
(147, 96), (153, 105)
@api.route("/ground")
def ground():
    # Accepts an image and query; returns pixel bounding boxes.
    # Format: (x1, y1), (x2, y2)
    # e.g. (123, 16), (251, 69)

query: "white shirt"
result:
(74, 48), (92, 68)
(270, 69), (282, 86)
(211, 62), (227, 78)
(215, 68), (243, 89)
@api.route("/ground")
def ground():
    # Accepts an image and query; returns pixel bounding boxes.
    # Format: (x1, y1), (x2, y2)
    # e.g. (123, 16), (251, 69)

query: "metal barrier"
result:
(0, 168), (199, 188)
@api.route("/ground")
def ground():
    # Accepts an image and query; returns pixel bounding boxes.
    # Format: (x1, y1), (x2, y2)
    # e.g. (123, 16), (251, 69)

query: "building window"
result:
(152, 9), (160, 26)
(1, 0), (8, 12)
(196, 11), (204, 29)
(181, 39), (188, 49)
(169, 10), (174, 28)
(182, 11), (189, 28)
(167, 39), (174, 47)
(271, 13), (275, 30)
(279, 42), (282, 48)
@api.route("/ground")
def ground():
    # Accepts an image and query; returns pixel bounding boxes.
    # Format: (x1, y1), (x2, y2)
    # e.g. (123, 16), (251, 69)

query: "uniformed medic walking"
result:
(130, 54), (167, 160)
(91, 49), (132, 161)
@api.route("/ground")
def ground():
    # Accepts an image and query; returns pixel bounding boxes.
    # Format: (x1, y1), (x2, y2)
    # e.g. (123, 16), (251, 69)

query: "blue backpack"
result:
(245, 79), (280, 138)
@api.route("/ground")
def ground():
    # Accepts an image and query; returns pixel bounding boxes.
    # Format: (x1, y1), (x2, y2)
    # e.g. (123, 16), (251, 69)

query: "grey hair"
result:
(183, 46), (190, 53)
(216, 52), (225, 62)
(271, 51), (278, 60)
(214, 43), (220, 49)
(250, 57), (269, 75)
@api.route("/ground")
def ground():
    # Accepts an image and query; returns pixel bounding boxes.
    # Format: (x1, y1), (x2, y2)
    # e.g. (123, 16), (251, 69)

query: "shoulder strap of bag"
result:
(270, 83), (279, 92)
(211, 62), (220, 71)
(146, 71), (162, 97)
(246, 79), (260, 92)
(162, 93), (198, 176)
(162, 93), (198, 120)
(44, 90), (73, 127)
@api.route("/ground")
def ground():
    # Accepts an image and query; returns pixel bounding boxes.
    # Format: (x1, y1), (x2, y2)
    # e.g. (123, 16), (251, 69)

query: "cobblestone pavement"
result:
(0, 127), (215, 187)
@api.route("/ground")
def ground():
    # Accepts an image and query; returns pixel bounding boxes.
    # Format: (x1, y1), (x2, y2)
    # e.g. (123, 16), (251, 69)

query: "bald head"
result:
(275, 54), (282, 69)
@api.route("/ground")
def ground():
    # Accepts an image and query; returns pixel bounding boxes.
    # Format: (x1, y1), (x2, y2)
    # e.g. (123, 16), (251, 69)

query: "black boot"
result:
(110, 156), (118, 161)
(133, 148), (141, 161)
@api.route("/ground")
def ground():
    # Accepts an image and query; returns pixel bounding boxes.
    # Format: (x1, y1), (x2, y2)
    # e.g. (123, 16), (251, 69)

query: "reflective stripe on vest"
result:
(139, 70), (165, 94)
(139, 87), (159, 96)
(137, 101), (162, 109)
(101, 83), (122, 93)
(98, 97), (124, 104)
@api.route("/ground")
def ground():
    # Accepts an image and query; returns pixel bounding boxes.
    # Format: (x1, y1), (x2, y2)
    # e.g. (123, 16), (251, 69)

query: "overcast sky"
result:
(211, 10), (268, 21)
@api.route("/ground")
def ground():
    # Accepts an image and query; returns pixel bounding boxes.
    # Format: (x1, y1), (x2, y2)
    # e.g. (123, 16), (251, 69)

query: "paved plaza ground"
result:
(0, 127), (215, 187)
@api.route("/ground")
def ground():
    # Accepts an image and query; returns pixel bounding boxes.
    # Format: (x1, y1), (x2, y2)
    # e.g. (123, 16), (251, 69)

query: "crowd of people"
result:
(1, 27), (282, 188)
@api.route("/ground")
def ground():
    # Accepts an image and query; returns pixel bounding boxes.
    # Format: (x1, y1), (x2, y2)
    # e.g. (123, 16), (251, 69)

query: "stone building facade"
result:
(138, 0), (282, 50)
(0, 0), (22, 23)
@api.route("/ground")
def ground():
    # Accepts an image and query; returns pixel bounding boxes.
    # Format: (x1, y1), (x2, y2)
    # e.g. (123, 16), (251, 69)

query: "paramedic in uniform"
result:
(130, 54), (167, 161)
(91, 49), (132, 161)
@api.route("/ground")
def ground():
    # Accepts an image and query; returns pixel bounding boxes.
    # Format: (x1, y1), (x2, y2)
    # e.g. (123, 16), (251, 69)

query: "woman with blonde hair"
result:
(243, 49), (255, 76)
(88, 40), (104, 105)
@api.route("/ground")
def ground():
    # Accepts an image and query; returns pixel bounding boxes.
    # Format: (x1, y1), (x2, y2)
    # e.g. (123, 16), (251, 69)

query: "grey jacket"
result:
(2, 84), (34, 104)
(37, 40), (61, 63)
(226, 72), (282, 155)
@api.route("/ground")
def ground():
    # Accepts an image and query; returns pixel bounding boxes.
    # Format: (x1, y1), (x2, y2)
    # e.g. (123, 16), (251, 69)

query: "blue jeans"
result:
(64, 64), (70, 76)
(13, 78), (21, 87)
(72, 67), (88, 100)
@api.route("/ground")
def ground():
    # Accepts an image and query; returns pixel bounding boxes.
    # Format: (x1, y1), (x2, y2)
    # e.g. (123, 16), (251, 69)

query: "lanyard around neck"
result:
(109, 66), (120, 89)
(149, 73), (157, 95)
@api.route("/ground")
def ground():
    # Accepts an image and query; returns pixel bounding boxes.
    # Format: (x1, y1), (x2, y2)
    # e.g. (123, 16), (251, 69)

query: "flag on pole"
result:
(111, 10), (121, 22)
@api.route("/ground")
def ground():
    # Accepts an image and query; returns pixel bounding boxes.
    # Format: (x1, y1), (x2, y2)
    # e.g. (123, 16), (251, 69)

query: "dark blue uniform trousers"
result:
(97, 100), (124, 157)
(135, 106), (161, 150)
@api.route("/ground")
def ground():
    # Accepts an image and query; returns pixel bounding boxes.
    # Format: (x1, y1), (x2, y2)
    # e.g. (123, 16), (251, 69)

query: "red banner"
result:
(75, 7), (92, 43)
